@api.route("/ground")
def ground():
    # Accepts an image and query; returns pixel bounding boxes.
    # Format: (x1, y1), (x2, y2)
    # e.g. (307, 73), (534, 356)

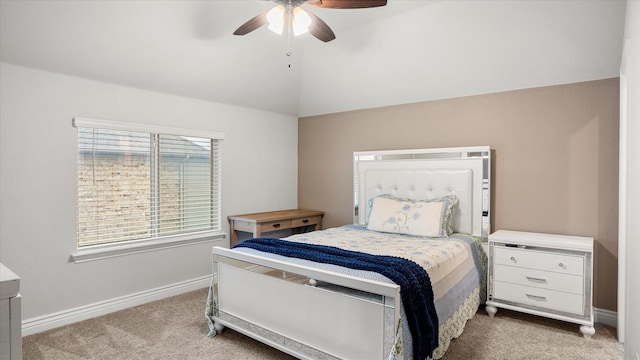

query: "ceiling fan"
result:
(233, 0), (388, 43)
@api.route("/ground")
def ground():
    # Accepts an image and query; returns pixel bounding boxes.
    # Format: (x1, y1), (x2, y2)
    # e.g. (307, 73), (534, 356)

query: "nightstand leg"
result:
(580, 325), (595, 339)
(485, 304), (497, 318)
(229, 222), (238, 247)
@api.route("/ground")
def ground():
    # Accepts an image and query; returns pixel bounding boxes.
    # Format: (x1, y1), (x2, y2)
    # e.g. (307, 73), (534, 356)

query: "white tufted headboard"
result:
(354, 146), (491, 239)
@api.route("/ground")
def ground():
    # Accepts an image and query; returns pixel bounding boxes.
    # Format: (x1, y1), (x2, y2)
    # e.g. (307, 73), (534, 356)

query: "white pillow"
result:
(366, 195), (457, 237)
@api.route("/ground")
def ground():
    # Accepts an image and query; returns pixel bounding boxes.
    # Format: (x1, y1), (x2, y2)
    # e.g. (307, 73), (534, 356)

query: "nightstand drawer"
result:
(494, 264), (584, 294)
(292, 215), (322, 227)
(259, 219), (292, 231)
(494, 247), (584, 276)
(494, 281), (584, 315)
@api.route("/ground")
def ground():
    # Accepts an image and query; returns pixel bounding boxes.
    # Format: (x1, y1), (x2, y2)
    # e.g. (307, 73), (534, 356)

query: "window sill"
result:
(70, 231), (226, 264)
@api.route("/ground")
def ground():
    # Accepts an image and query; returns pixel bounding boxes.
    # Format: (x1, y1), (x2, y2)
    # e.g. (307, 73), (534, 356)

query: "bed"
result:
(206, 146), (491, 360)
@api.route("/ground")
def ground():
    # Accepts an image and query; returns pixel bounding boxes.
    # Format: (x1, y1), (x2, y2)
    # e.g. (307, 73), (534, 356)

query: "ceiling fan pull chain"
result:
(286, 5), (293, 68)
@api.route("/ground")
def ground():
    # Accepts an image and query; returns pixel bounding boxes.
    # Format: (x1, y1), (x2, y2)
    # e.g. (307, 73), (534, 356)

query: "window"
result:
(72, 117), (224, 261)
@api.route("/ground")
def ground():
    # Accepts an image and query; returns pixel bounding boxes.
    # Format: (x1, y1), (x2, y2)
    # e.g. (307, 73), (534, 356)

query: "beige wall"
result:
(298, 78), (619, 311)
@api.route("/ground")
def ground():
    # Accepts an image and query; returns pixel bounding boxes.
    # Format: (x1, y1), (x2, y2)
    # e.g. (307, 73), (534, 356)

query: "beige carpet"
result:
(440, 307), (621, 360)
(23, 288), (621, 360)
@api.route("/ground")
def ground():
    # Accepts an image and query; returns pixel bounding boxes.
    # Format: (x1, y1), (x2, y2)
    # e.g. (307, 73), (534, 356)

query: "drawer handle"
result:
(526, 293), (547, 302)
(559, 262), (565, 268)
(526, 276), (547, 284)
(510, 256), (516, 262)
(272, 223), (281, 228)
(302, 219), (309, 224)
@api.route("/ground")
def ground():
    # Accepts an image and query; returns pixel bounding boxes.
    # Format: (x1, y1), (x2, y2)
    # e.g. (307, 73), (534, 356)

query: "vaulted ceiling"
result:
(0, 0), (627, 117)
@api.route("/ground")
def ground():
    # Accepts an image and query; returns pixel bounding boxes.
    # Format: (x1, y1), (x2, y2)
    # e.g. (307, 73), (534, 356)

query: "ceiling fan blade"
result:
(306, 0), (387, 9)
(307, 12), (336, 42)
(233, 9), (269, 35)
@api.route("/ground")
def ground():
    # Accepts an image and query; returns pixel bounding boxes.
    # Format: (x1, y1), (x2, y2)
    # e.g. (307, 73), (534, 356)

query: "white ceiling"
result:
(0, 0), (627, 117)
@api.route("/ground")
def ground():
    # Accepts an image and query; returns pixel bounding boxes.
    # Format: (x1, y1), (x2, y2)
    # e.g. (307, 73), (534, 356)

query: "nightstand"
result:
(485, 230), (595, 338)
(228, 209), (324, 247)
(0, 263), (21, 360)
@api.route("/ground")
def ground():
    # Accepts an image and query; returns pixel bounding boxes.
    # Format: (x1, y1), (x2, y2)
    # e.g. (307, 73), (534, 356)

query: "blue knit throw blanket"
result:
(234, 238), (438, 360)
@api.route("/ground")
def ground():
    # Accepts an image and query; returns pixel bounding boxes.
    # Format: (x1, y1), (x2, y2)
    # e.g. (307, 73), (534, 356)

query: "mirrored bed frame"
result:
(207, 146), (491, 360)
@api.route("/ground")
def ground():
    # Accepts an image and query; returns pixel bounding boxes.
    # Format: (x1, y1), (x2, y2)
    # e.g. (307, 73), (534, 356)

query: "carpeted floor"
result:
(22, 287), (622, 360)
(440, 307), (621, 360)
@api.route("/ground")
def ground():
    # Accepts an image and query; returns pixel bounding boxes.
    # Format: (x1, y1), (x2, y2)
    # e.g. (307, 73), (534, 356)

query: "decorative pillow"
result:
(366, 195), (458, 237)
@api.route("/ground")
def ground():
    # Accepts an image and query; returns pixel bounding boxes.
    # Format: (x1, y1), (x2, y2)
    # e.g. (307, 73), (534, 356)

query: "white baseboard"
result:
(22, 275), (212, 336)
(20, 276), (618, 337)
(594, 307), (617, 328)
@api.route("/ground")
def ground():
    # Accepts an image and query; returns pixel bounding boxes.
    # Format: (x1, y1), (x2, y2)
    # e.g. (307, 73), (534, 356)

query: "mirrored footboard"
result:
(210, 247), (402, 360)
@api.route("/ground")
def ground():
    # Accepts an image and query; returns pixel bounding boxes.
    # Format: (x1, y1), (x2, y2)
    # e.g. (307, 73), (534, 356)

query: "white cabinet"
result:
(0, 263), (22, 360)
(485, 230), (595, 338)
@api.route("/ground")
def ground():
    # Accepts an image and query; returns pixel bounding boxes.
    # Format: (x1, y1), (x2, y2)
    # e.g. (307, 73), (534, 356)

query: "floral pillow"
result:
(366, 195), (458, 237)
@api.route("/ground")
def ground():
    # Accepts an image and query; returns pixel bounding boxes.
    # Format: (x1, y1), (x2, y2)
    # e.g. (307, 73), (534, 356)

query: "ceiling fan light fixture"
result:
(292, 7), (312, 36)
(234, 0), (387, 42)
(266, 5), (285, 35)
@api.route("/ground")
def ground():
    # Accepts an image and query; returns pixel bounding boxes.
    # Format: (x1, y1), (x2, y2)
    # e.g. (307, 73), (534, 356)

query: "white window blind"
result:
(75, 118), (223, 248)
